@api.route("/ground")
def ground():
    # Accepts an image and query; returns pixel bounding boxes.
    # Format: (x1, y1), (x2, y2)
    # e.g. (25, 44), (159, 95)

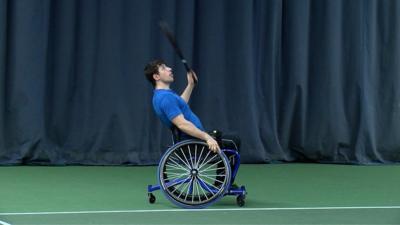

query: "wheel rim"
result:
(159, 140), (231, 207)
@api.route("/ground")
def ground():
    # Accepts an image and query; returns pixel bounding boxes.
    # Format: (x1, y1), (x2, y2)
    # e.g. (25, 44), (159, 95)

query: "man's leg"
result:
(221, 133), (240, 184)
(212, 131), (241, 187)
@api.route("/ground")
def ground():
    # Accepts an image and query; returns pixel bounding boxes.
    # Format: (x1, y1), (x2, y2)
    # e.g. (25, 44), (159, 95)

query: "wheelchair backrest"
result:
(170, 126), (181, 144)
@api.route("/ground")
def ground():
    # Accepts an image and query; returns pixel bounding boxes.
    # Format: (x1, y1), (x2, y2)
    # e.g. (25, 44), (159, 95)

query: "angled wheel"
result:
(158, 140), (231, 208)
(148, 193), (156, 204)
(236, 195), (245, 207)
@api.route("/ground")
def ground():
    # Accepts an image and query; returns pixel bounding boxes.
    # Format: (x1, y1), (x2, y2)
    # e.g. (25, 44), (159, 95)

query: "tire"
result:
(148, 193), (156, 204)
(236, 195), (245, 207)
(158, 140), (231, 208)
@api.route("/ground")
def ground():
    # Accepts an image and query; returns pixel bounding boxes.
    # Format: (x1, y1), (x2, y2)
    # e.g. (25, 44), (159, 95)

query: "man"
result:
(144, 59), (240, 154)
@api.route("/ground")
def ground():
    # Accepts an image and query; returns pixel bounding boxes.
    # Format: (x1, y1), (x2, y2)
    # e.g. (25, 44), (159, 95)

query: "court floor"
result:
(1, 164), (399, 224)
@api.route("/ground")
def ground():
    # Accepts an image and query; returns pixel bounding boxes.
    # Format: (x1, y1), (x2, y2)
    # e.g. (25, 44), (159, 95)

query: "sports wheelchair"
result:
(147, 129), (247, 208)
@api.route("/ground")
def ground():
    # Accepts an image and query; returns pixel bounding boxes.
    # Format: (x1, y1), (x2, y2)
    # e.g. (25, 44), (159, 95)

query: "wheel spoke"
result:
(164, 171), (188, 176)
(198, 166), (226, 173)
(200, 174), (225, 183)
(192, 177), (199, 203)
(177, 177), (192, 199)
(171, 176), (191, 195)
(196, 177), (210, 201)
(198, 174), (226, 177)
(197, 150), (212, 170)
(198, 154), (218, 171)
(168, 158), (190, 172)
(174, 152), (191, 169)
(198, 174), (221, 193)
(165, 177), (187, 188)
(188, 145), (195, 169)
(195, 146), (206, 169)
(198, 173), (214, 183)
(184, 177), (195, 202)
(180, 148), (192, 169)
(199, 159), (223, 173)
(197, 176), (216, 194)
(166, 163), (188, 171)
(194, 144), (198, 169)
(165, 174), (186, 182)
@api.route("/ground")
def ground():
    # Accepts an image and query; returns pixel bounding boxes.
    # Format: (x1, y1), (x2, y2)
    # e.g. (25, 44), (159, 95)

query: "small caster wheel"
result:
(236, 195), (245, 207)
(148, 193), (156, 204)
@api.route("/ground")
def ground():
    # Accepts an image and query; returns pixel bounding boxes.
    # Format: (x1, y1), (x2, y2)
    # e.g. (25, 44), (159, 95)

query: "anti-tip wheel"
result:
(236, 195), (245, 207)
(148, 193), (156, 204)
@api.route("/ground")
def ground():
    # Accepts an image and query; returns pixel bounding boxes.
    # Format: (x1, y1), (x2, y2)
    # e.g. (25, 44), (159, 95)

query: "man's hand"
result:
(205, 136), (220, 153)
(187, 70), (198, 86)
(181, 70), (197, 103)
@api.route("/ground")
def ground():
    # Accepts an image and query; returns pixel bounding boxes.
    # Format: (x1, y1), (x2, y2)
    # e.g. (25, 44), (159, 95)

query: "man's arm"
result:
(180, 70), (198, 103)
(172, 114), (220, 152)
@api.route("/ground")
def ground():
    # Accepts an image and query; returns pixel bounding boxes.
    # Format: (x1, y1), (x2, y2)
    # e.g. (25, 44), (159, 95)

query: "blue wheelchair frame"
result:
(147, 139), (247, 208)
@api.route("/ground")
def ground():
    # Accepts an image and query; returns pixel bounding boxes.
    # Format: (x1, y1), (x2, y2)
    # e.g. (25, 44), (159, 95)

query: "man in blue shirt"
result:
(144, 59), (220, 152)
(145, 59), (241, 186)
(144, 60), (240, 155)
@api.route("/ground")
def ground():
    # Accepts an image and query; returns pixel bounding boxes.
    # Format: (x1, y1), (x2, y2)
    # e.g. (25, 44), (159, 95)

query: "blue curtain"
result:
(1, 0), (399, 165)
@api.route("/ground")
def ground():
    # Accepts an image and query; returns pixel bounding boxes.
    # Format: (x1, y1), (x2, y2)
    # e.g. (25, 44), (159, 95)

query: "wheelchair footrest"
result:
(148, 184), (160, 193)
(226, 185), (246, 196)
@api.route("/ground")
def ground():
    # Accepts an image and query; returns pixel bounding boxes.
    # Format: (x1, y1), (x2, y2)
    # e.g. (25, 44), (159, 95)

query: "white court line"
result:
(1, 206), (400, 216)
(0, 220), (12, 225)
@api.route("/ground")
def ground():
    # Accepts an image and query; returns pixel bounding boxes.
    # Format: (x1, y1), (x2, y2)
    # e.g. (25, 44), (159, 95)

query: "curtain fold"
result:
(0, 0), (399, 165)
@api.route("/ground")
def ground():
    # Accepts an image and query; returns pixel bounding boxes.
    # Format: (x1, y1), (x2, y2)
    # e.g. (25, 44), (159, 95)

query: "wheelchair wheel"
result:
(158, 139), (231, 208)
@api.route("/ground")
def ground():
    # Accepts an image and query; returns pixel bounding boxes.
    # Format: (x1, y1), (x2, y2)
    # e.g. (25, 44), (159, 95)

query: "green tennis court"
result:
(1, 164), (399, 224)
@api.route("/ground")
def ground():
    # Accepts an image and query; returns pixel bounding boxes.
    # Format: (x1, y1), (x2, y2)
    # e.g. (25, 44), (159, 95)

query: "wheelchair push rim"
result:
(158, 139), (231, 208)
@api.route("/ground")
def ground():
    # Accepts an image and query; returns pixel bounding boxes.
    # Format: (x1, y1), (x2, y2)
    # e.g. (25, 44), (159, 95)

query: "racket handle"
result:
(182, 59), (190, 72)
(183, 61), (198, 84)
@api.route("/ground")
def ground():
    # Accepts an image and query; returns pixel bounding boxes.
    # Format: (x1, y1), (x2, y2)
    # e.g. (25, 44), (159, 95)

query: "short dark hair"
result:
(144, 59), (165, 87)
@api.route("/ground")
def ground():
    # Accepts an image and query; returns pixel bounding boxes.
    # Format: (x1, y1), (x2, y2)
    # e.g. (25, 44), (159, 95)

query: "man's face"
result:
(153, 64), (174, 84)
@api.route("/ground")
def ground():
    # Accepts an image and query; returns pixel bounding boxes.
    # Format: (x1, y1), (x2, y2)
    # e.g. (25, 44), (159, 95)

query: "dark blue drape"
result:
(1, 0), (399, 165)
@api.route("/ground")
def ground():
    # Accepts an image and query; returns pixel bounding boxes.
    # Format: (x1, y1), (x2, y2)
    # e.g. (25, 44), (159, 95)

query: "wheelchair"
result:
(147, 129), (247, 208)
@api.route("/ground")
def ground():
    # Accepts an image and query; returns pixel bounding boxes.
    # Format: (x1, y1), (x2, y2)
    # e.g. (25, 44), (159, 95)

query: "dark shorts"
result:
(208, 130), (241, 152)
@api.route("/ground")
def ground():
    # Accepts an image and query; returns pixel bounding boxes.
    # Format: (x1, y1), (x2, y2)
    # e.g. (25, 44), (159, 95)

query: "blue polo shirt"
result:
(152, 89), (205, 137)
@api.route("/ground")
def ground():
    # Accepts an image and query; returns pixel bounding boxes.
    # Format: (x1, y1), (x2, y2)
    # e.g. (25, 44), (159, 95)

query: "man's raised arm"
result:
(180, 70), (198, 103)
